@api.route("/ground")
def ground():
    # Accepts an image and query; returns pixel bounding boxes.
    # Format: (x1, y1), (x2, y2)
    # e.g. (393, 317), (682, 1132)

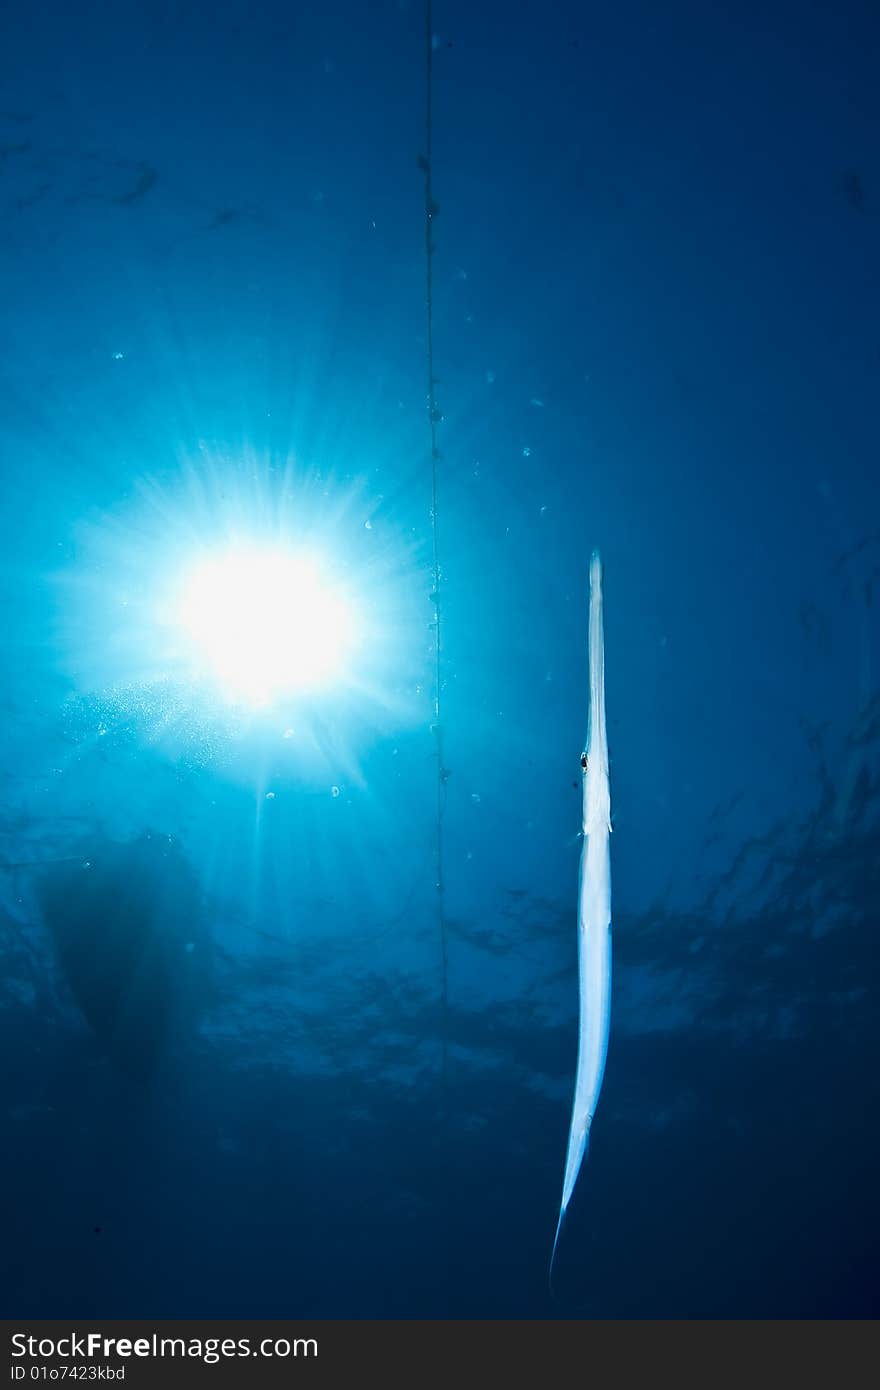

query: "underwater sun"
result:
(173, 544), (358, 708)
(53, 450), (426, 776)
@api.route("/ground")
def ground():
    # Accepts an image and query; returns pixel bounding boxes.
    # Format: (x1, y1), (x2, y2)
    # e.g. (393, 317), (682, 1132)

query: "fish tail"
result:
(548, 1205), (567, 1300)
(550, 1122), (593, 1299)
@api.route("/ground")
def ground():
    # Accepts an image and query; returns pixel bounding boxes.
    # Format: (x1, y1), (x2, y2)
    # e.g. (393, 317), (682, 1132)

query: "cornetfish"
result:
(551, 549), (612, 1281)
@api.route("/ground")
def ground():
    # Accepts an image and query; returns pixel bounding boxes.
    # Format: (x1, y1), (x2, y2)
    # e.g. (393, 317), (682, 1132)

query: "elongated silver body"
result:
(551, 550), (612, 1272)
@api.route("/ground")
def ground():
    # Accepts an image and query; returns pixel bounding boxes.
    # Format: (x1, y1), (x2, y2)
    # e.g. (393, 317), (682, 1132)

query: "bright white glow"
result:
(174, 545), (356, 707)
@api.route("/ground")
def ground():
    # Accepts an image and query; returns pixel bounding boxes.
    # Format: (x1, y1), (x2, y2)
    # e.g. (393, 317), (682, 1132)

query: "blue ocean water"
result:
(1, 0), (877, 1318)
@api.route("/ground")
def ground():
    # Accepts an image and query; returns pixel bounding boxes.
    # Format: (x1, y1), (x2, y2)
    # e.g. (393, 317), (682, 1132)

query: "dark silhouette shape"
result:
(37, 833), (208, 1080)
(840, 170), (866, 213)
(111, 163), (157, 206)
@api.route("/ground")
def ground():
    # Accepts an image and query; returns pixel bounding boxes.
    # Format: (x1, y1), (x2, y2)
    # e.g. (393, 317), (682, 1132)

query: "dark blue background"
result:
(1, 0), (877, 1316)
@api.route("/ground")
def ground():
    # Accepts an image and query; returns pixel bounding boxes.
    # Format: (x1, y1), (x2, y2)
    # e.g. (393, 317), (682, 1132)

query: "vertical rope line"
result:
(421, 0), (448, 1084)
